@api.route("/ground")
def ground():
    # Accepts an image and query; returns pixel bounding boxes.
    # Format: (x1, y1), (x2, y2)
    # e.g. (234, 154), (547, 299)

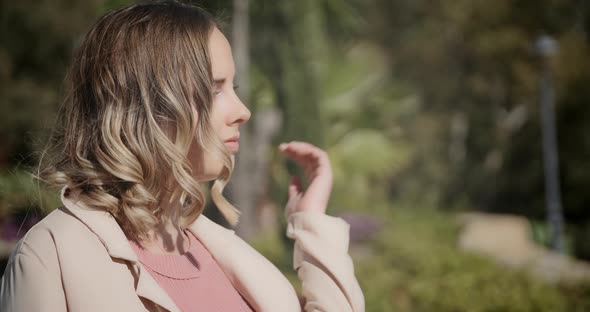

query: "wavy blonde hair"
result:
(38, 1), (239, 241)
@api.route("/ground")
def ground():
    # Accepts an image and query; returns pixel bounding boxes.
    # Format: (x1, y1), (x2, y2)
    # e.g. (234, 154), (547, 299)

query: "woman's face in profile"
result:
(188, 27), (251, 181)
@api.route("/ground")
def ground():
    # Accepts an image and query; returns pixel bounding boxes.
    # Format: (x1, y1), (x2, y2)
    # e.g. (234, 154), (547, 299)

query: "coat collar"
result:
(59, 187), (300, 312)
(60, 187), (180, 312)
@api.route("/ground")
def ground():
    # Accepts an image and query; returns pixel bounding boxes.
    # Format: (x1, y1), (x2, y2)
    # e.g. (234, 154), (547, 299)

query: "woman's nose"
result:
(232, 95), (251, 126)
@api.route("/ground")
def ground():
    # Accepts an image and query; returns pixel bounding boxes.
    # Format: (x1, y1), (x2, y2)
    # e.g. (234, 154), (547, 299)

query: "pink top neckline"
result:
(129, 231), (202, 279)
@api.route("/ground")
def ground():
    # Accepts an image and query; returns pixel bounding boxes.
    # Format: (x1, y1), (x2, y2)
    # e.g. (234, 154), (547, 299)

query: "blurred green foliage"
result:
(0, 171), (59, 218)
(0, 0), (105, 166)
(357, 209), (568, 312)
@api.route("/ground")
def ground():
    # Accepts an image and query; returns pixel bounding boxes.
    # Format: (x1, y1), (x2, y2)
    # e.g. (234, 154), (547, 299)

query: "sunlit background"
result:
(2, 1), (590, 311)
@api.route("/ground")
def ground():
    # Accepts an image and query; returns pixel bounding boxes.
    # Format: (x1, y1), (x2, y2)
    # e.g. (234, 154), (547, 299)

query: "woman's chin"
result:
(192, 154), (234, 182)
(194, 165), (227, 182)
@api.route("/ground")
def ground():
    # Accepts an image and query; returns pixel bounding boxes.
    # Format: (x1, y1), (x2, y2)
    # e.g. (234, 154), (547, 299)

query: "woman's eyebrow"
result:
(213, 78), (225, 84)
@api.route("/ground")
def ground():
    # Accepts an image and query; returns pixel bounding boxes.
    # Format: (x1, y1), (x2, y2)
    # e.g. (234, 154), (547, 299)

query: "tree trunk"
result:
(229, 0), (258, 239)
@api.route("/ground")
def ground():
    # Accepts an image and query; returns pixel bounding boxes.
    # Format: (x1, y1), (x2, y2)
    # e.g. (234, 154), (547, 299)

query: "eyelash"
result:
(214, 84), (239, 95)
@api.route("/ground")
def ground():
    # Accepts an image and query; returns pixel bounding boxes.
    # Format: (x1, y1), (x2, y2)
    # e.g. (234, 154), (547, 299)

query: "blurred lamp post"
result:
(534, 35), (566, 254)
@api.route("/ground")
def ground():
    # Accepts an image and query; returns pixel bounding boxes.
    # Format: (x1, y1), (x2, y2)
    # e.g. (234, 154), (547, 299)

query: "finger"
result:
(279, 142), (329, 170)
(279, 141), (320, 159)
(279, 141), (332, 183)
(284, 192), (302, 219)
(286, 142), (329, 165)
(279, 144), (317, 175)
(288, 175), (302, 198)
(279, 142), (333, 215)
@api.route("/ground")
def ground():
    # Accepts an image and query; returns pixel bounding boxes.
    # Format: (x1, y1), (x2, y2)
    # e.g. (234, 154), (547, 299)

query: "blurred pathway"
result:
(458, 212), (590, 284)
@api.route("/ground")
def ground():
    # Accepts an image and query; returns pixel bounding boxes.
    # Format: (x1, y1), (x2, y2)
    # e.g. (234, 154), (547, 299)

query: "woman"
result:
(0, 1), (364, 311)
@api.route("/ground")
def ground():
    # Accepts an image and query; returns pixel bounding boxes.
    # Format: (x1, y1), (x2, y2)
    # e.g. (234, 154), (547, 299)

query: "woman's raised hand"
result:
(278, 141), (333, 217)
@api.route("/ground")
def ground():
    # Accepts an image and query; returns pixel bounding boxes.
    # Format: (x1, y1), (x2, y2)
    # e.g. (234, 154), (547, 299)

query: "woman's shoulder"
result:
(9, 207), (95, 261)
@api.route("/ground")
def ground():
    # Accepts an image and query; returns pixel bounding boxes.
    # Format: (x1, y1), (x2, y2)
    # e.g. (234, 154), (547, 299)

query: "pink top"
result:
(130, 230), (254, 312)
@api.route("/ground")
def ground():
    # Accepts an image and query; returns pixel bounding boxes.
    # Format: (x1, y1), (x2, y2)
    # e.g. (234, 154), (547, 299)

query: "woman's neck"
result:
(140, 220), (191, 255)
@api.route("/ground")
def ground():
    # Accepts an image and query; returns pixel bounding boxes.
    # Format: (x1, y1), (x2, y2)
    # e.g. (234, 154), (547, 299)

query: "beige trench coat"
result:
(0, 188), (365, 311)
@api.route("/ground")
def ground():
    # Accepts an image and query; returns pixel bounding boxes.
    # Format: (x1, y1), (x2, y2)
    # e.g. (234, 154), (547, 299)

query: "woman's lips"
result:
(224, 140), (239, 153)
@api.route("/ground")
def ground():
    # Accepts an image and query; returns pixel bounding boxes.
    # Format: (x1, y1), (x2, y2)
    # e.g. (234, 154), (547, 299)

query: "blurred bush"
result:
(0, 170), (60, 242)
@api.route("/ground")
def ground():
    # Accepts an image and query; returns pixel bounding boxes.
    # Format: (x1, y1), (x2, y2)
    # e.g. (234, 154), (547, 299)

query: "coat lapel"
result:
(188, 215), (301, 312)
(60, 187), (180, 312)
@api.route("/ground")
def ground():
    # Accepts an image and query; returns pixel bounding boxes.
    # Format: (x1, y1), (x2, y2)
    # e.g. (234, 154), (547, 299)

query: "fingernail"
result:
(279, 143), (287, 150)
